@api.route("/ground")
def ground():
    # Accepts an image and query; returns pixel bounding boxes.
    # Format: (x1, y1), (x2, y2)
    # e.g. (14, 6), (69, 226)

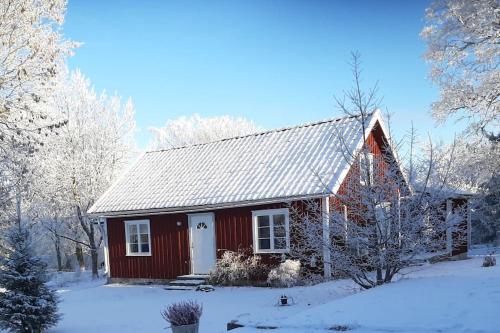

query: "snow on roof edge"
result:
(145, 113), (369, 155)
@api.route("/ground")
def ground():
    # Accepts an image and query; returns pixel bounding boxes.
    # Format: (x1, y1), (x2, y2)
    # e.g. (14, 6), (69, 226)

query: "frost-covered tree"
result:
(418, 136), (499, 244)
(0, 0), (73, 235)
(475, 173), (500, 244)
(421, 0), (499, 140)
(0, 227), (59, 333)
(289, 53), (467, 289)
(149, 114), (261, 149)
(422, 0), (499, 245)
(45, 71), (136, 277)
(0, 0), (74, 149)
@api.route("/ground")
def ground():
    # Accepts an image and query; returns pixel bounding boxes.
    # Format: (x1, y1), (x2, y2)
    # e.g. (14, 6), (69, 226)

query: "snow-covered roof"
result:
(88, 111), (386, 215)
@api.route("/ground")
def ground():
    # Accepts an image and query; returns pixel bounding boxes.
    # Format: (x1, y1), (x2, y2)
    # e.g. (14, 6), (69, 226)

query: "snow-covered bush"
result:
(267, 259), (301, 287)
(161, 300), (202, 326)
(208, 250), (270, 286)
(483, 255), (497, 267)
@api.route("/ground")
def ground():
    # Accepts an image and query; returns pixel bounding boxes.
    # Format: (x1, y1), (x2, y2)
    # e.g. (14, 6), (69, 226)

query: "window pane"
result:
(274, 237), (287, 249)
(139, 223), (148, 234)
(274, 226), (286, 238)
(273, 214), (285, 226)
(130, 234), (138, 244)
(128, 224), (137, 235)
(141, 243), (149, 253)
(140, 234), (149, 244)
(257, 215), (270, 227)
(258, 226), (270, 238)
(130, 243), (139, 253)
(258, 239), (271, 250)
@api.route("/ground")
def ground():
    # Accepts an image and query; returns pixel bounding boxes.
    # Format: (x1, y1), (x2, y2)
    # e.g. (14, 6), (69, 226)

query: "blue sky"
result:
(64, 0), (462, 149)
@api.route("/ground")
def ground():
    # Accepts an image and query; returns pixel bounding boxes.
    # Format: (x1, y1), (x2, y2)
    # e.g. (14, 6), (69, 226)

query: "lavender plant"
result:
(161, 301), (203, 326)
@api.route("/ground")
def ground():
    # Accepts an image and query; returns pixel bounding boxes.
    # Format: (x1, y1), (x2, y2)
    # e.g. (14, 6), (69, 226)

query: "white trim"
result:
(124, 219), (152, 256)
(188, 212), (216, 275)
(99, 218), (111, 277)
(252, 208), (290, 254)
(322, 197), (332, 278)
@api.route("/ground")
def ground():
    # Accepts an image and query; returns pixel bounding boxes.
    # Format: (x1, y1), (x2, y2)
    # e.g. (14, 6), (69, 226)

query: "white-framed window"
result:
(252, 208), (290, 254)
(360, 152), (374, 185)
(124, 220), (151, 256)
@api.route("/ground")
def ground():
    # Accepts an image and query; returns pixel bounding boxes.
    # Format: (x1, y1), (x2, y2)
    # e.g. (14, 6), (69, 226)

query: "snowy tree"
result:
(289, 53), (467, 289)
(421, 0), (499, 140)
(475, 173), (500, 244)
(0, 0), (74, 235)
(0, 0), (74, 149)
(149, 114), (261, 149)
(422, 0), (499, 246)
(45, 70), (136, 277)
(0, 226), (59, 333)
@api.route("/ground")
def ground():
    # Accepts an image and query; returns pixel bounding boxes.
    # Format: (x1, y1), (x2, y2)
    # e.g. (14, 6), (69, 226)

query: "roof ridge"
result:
(146, 113), (369, 154)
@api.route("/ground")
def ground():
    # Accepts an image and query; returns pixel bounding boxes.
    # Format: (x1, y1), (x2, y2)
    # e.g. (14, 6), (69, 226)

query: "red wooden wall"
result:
(214, 203), (283, 256)
(107, 202), (292, 280)
(107, 213), (190, 280)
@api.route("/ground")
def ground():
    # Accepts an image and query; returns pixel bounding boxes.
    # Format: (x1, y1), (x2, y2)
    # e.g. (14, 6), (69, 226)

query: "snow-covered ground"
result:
(48, 255), (499, 333)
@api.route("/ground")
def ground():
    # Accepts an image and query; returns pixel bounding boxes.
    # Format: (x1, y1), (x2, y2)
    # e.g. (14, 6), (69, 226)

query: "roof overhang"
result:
(89, 193), (328, 218)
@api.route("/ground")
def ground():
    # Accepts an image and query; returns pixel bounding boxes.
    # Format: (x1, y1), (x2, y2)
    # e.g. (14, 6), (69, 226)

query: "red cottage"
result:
(89, 111), (406, 282)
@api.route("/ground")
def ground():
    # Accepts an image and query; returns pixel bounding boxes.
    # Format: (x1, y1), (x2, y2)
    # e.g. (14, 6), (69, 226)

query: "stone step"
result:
(164, 285), (195, 291)
(169, 279), (206, 287)
(176, 274), (210, 281)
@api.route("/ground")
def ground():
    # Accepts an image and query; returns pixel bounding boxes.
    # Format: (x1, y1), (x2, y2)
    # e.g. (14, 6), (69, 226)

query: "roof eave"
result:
(89, 193), (330, 218)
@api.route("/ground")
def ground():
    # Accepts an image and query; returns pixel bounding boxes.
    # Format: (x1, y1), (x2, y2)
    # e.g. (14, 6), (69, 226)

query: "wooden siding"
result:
(107, 213), (190, 280)
(215, 203), (283, 256)
(107, 202), (297, 279)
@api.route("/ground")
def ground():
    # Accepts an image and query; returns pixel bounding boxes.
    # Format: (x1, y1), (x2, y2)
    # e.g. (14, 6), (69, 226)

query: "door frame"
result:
(188, 212), (216, 274)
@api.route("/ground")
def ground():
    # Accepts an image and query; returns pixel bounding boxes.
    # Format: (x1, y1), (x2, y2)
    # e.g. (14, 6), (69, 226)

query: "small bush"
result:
(267, 259), (301, 287)
(161, 300), (202, 326)
(208, 250), (270, 286)
(483, 255), (497, 267)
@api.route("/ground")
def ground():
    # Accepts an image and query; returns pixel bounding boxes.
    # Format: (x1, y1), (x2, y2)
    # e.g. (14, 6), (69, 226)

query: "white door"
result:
(189, 213), (216, 274)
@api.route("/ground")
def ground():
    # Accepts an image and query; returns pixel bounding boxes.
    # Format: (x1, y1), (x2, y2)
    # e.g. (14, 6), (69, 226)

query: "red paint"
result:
(107, 202), (296, 279)
(107, 213), (190, 280)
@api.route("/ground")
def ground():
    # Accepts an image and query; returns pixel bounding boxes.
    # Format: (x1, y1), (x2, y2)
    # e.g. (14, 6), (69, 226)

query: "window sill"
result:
(126, 253), (152, 257)
(254, 249), (290, 254)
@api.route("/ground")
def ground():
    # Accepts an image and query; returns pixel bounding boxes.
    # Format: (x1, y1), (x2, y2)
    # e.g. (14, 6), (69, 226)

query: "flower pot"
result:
(171, 322), (199, 333)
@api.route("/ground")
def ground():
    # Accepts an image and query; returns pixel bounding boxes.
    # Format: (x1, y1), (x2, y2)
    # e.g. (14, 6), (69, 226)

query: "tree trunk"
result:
(76, 205), (99, 278)
(75, 244), (85, 271)
(55, 235), (63, 271)
(376, 267), (383, 285)
(89, 223), (99, 278)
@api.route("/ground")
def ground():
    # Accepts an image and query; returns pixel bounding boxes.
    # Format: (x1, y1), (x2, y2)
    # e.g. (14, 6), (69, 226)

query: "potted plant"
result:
(161, 300), (203, 333)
